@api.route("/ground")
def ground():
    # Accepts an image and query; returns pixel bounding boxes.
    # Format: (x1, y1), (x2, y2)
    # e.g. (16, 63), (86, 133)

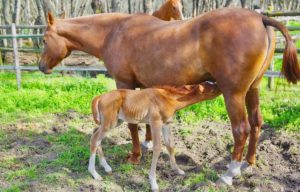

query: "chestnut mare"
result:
(39, 8), (300, 185)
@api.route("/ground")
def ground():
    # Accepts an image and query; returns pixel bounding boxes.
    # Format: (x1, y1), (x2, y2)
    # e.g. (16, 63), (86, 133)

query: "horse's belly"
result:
(135, 60), (208, 87)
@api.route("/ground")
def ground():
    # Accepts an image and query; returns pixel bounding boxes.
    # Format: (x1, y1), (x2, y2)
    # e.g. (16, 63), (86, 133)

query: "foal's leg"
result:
(162, 125), (184, 175)
(219, 93), (250, 185)
(142, 124), (153, 149)
(116, 81), (142, 164)
(88, 125), (108, 180)
(149, 120), (163, 192)
(245, 88), (263, 166)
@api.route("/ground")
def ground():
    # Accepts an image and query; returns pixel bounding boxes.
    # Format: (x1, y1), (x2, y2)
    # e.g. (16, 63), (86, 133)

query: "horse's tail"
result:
(262, 16), (300, 84)
(92, 96), (102, 125)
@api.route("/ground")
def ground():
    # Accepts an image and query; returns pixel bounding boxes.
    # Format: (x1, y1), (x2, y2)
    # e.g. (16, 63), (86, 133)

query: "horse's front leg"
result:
(116, 81), (142, 164)
(218, 92), (250, 186)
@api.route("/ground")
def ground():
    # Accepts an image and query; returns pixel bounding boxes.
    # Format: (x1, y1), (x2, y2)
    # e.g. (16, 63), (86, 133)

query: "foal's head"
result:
(39, 13), (70, 74)
(166, 0), (184, 20)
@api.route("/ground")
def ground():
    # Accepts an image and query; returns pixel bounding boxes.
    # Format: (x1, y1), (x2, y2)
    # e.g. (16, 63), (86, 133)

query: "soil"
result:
(3, 51), (101, 67)
(0, 111), (299, 192)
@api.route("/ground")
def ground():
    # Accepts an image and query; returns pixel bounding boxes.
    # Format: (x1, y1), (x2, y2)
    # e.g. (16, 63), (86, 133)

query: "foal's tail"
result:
(262, 16), (300, 84)
(92, 96), (102, 125)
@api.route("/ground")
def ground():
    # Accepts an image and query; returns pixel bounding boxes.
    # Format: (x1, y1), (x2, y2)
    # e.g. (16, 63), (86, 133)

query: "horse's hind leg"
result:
(245, 88), (263, 166)
(218, 92), (250, 185)
(162, 125), (184, 175)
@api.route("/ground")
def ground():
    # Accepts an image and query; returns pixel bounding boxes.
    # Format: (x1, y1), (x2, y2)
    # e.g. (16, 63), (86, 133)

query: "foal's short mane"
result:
(153, 85), (198, 95)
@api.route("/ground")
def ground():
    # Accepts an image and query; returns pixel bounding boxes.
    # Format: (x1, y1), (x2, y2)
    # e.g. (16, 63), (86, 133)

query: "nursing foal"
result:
(88, 82), (221, 191)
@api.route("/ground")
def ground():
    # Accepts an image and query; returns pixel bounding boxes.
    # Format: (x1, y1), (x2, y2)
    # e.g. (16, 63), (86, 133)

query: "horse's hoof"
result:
(241, 161), (250, 171)
(126, 153), (141, 165)
(142, 141), (153, 150)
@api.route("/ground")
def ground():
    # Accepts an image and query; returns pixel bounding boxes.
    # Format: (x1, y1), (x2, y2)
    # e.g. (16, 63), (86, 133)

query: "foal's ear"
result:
(198, 85), (205, 93)
(47, 12), (55, 25)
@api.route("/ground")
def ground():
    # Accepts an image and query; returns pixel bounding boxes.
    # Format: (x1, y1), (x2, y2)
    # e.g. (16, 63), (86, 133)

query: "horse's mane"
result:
(153, 85), (198, 95)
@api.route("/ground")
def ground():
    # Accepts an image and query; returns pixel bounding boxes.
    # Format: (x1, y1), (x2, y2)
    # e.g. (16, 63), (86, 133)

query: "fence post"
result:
(0, 49), (3, 72)
(268, 60), (274, 90)
(11, 23), (21, 90)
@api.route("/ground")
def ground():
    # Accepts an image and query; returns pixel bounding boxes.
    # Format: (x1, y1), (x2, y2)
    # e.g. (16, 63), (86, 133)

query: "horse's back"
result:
(105, 9), (270, 90)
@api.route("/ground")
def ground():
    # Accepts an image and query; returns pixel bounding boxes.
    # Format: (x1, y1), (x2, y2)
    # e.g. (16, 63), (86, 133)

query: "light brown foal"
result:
(88, 82), (221, 191)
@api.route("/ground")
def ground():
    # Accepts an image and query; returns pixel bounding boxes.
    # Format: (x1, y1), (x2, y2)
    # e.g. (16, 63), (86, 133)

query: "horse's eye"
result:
(43, 39), (46, 44)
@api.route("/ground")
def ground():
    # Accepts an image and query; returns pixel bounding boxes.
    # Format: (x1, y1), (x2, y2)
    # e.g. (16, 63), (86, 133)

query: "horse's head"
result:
(39, 13), (70, 74)
(166, 0), (184, 20)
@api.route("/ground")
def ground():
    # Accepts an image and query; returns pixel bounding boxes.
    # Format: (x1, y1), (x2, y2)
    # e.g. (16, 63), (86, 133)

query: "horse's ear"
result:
(47, 12), (55, 25)
(59, 11), (66, 19)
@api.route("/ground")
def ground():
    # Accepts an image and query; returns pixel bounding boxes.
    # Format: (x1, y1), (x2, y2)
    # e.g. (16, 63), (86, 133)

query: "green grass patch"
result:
(0, 72), (113, 123)
(6, 165), (37, 182)
(183, 167), (218, 186)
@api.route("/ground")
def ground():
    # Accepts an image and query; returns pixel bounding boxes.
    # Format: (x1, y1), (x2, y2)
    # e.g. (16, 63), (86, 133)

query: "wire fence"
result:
(0, 12), (299, 90)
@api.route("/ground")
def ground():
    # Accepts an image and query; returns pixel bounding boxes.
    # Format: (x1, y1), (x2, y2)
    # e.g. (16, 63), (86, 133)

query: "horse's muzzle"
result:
(39, 61), (52, 74)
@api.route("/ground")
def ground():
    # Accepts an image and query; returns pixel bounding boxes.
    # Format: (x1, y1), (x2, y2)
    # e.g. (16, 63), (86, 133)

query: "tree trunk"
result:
(128, 0), (132, 13)
(91, 0), (105, 13)
(111, 0), (120, 12)
(224, 0), (233, 7)
(240, 0), (246, 8)
(143, 0), (153, 14)
(215, 0), (220, 8)
(35, 0), (44, 24)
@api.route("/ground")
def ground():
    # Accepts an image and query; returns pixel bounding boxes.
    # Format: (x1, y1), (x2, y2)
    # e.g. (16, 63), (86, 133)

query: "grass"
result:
(0, 72), (113, 123)
(0, 71), (299, 132)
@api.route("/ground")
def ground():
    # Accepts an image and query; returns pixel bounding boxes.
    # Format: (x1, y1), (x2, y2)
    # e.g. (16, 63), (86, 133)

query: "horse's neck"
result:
(56, 15), (125, 58)
(153, 4), (170, 21)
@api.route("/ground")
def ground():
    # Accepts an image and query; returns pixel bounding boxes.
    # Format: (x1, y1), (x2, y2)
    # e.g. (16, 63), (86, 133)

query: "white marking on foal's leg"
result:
(100, 157), (112, 173)
(162, 125), (185, 176)
(149, 173), (159, 192)
(219, 160), (242, 185)
(88, 153), (102, 180)
(142, 140), (153, 150)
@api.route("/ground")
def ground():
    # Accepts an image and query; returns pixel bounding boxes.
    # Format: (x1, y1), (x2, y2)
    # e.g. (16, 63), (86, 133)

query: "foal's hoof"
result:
(126, 153), (141, 165)
(216, 175), (232, 186)
(177, 169), (185, 175)
(89, 171), (102, 180)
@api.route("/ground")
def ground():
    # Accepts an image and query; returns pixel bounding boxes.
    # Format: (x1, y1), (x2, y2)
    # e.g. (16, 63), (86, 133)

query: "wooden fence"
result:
(0, 12), (299, 90)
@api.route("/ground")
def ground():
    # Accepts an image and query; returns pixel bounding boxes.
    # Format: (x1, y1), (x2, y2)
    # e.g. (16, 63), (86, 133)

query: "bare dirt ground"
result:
(0, 111), (299, 192)
(4, 52), (101, 67)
